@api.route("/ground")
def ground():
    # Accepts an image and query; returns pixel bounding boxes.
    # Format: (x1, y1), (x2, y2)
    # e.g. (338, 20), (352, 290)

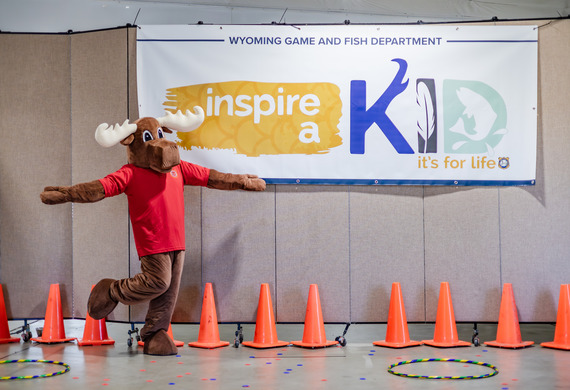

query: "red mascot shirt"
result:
(99, 161), (210, 257)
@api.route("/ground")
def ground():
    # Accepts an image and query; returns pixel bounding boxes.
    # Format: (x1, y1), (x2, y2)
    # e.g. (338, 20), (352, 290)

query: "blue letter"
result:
(350, 59), (414, 154)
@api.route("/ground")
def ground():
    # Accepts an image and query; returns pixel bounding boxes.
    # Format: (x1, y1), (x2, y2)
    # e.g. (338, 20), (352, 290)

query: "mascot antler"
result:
(95, 120), (138, 147)
(157, 107), (205, 132)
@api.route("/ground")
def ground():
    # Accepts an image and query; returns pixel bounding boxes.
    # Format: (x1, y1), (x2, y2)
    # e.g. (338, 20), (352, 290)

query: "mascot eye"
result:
(157, 128), (164, 139)
(143, 130), (153, 142)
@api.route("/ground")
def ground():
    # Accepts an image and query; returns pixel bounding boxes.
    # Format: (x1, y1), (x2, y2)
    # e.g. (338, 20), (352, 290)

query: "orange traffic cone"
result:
(0, 285), (19, 344)
(138, 324), (184, 348)
(242, 283), (289, 349)
(188, 283), (229, 349)
(485, 283), (533, 349)
(373, 282), (422, 348)
(291, 284), (338, 348)
(31, 284), (76, 344)
(78, 285), (115, 346)
(423, 282), (470, 347)
(542, 284), (570, 350)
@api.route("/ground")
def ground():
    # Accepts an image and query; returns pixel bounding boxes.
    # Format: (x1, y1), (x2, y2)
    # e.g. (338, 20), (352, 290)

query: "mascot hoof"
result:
(87, 278), (118, 320)
(143, 329), (178, 356)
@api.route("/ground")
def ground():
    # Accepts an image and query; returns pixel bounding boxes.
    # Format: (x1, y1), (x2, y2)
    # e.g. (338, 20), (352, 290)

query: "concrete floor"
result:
(1, 320), (569, 389)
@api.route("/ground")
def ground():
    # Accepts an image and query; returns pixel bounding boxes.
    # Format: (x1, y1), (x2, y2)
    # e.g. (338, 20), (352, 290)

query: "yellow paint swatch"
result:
(164, 81), (343, 156)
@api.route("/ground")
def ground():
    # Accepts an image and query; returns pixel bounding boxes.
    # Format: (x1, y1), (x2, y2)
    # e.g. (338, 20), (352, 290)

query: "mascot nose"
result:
(147, 139), (181, 173)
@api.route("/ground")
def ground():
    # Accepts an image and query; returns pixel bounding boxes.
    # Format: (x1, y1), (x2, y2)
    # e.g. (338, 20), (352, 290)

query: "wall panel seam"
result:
(422, 186), (426, 322)
(69, 34), (75, 319)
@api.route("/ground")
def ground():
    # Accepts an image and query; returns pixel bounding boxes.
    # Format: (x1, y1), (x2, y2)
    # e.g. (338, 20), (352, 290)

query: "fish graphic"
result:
(449, 87), (506, 142)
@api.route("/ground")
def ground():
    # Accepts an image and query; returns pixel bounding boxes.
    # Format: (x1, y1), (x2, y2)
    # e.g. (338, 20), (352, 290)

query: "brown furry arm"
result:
(41, 180), (106, 205)
(207, 169), (266, 191)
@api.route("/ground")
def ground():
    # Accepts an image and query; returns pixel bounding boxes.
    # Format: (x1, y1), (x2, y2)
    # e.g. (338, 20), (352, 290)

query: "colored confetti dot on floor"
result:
(321, 379), (327, 382)
(73, 377), (80, 379)
(297, 364), (303, 366)
(360, 378), (366, 380)
(140, 369), (146, 372)
(146, 380), (153, 383)
(266, 362), (272, 364)
(210, 378), (216, 381)
(177, 362), (183, 364)
(169, 383), (175, 385)
(185, 373), (192, 375)
(242, 385), (250, 388)
(176, 355), (181, 357)
(277, 353), (283, 355)
(512, 379), (519, 381)
(245, 363), (251, 366)
(249, 356), (255, 358)
(151, 361), (157, 363)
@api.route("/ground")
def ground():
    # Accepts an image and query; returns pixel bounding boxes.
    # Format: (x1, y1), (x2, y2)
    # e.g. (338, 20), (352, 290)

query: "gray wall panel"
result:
(349, 186), (425, 322)
(275, 186), (350, 323)
(70, 29), (130, 320)
(201, 186), (276, 323)
(424, 187), (501, 322)
(0, 34), (73, 318)
(499, 20), (570, 321)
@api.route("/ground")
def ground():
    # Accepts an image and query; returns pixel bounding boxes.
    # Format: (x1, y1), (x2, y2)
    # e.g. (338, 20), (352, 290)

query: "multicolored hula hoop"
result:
(387, 358), (499, 380)
(0, 359), (70, 380)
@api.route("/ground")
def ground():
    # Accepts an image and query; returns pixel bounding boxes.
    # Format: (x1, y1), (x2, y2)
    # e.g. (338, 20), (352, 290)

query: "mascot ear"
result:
(120, 134), (135, 146)
(161, 126), (173, 134)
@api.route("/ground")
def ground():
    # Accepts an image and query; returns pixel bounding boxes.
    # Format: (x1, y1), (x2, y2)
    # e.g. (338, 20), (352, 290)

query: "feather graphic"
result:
(416, 81), (436, 153)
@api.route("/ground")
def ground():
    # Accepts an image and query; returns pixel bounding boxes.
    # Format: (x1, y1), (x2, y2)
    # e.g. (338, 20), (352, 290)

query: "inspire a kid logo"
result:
(162, 58), (509, 161)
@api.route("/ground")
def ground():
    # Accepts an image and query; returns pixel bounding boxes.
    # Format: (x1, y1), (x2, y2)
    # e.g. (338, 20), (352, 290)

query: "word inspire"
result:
(206, 87), (321, 143)
(207, 88), (318, 123)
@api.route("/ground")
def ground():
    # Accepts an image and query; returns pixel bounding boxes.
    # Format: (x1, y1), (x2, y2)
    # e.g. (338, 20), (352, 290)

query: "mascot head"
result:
(94, 107), (204, 173)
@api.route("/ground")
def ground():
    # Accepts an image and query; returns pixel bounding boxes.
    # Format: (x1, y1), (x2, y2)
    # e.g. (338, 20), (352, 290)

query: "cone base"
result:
(422, 339), (471, 348)
(541, 341), (570, 350)
(188, 340), (230, 349)
(78, 339), (115, 346)
(31, 337), (76, 344)
(484, 340), (534, 349)
(0, 337), (20, 344)
(139, 339), (184, 348)
(242, 340), (290, 349)
(373, 339), (422, 348)
(291, 339), (338, 348)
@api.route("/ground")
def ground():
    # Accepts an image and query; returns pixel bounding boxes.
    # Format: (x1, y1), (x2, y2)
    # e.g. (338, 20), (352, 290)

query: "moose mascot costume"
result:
(40, 107), (265, 355)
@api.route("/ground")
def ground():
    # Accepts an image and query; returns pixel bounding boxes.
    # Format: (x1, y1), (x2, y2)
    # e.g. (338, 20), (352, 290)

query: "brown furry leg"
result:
(143, 329), (178, 356)
(87, 278), (118, 320)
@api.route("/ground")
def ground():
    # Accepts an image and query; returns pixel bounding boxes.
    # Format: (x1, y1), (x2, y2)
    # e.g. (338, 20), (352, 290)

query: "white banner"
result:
(137, 24), (537, 185)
